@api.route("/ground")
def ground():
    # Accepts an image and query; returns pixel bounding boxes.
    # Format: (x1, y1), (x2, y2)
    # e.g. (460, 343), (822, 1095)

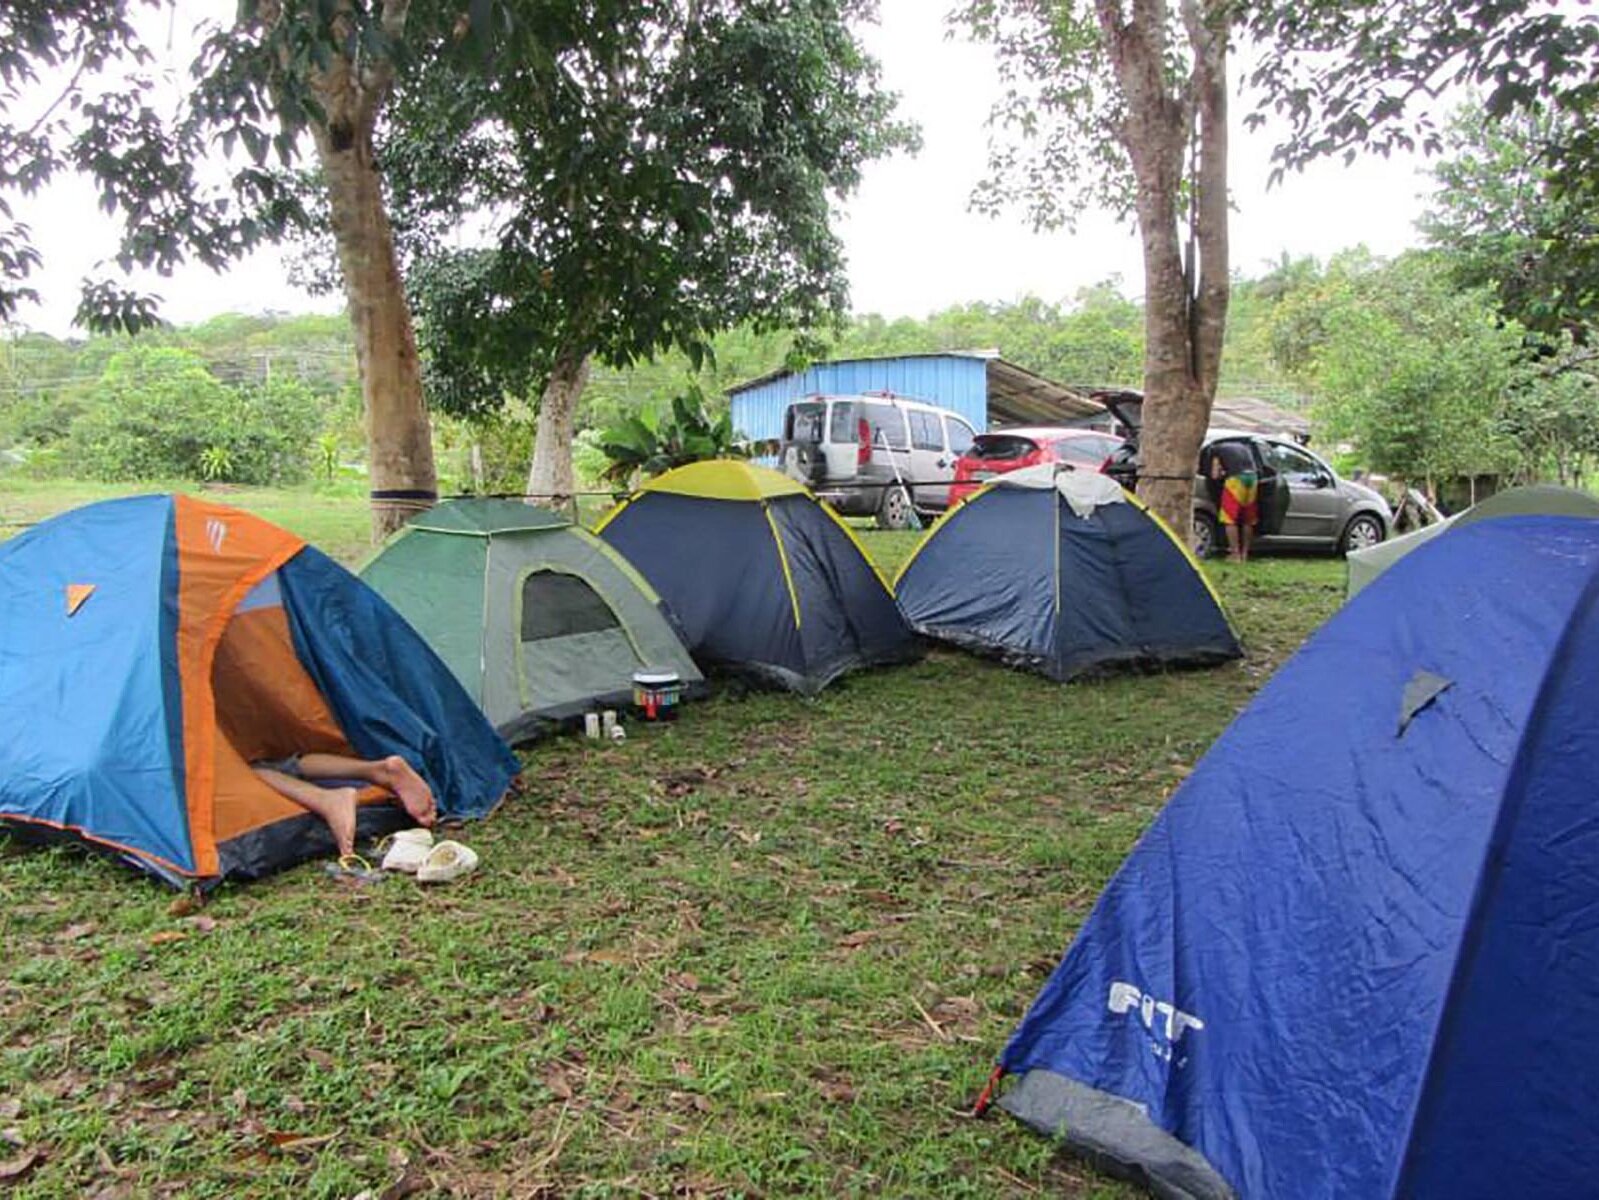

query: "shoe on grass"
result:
(416, 840), (479, 884)
(379, 828), (434, 874)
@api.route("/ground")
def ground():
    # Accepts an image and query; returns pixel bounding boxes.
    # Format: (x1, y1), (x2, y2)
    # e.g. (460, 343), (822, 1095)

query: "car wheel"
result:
(1192, 511), (1222, 559)
(875, 485), (916, 531)
(1340, 513), (1384, 556)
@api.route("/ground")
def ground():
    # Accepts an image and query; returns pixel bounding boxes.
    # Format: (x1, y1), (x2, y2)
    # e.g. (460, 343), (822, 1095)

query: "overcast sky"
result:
(7, 0), (1433, 337)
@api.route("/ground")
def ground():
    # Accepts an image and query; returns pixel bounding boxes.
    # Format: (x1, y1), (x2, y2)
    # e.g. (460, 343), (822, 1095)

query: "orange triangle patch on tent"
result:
(66, 584), (96, 616)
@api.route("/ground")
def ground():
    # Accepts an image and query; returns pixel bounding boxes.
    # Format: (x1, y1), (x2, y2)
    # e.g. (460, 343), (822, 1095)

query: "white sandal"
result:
(415, 840), (479, 884)
(379, 828), (434, 874)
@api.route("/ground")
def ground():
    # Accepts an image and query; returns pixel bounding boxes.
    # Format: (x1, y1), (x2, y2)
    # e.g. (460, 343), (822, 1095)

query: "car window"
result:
(909, 409), (943, 451)
(1262, 441), (1326, 483)
(859, 401), (909, 451)
(945, 417), (975, 455)
(1054, 435), (1116, 466)
(1206, 439), (1257, 476)
(968, 434), (1038, 462)
(786, 402), (824, 445)
(828, 401), (855, 444)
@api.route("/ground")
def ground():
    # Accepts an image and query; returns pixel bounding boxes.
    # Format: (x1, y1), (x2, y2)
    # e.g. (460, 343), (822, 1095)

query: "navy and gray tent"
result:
(596, 461), (918, 693)
(894, 466), (1239, 680)
(985, 514), (1599, 1199)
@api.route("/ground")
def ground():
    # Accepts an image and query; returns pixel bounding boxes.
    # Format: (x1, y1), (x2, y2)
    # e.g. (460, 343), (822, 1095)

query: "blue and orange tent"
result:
(982, 515), (1599, 1198)
(0, 495), (519, 887)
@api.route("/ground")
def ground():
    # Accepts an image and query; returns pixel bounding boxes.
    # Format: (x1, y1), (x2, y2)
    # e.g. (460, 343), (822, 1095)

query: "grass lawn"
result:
(0, 484), (1346, 1198)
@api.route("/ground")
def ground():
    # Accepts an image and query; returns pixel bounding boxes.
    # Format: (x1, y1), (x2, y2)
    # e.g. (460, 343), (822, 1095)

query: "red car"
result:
(949, 427), (1126, 506)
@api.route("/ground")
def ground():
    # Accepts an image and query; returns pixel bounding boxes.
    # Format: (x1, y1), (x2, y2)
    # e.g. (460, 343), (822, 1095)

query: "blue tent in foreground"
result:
(986, 515), (1599, 1199)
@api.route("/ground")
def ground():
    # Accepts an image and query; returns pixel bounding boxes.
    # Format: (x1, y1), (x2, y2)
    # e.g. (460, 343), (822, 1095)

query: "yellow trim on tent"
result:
(892, 475), (1240, 639)
(591, 495), (630, 535)
(891, 485), (989, 589)
(813, 497), (896, 596)
(1121, 490), (1240, 636)
(762, 503), (805, 631)
(638, 460), (809, 502)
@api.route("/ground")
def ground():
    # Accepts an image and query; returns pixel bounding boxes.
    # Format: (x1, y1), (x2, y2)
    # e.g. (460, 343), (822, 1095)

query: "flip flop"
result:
(325, 853), (386, 884)
(378, 828), (435, 874)
(415, 840), (479, 884)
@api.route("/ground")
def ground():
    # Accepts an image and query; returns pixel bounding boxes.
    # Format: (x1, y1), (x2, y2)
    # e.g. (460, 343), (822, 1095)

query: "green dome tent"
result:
(361, 500), (703, 742)
(1346, 484), (1599, 599)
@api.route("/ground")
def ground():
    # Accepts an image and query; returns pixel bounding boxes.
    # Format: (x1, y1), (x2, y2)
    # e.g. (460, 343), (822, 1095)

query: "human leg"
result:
(294, 753), (436, 827)
(252, 767), (359, 857)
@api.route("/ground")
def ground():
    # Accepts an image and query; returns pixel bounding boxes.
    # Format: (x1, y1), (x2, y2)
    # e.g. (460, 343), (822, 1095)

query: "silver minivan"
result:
(779, 394), (978, 528)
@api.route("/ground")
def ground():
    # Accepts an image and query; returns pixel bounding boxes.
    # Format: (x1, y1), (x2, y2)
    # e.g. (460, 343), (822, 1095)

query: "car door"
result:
(1197, 437), (1290, 537)
(905, 407), (950, 508)
(1260, 440), (1343, 544)
(939, 416), (976, 506)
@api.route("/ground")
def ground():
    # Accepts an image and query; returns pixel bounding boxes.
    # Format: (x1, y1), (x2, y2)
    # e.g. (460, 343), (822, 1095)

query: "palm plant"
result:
(598, 386), (749, 487)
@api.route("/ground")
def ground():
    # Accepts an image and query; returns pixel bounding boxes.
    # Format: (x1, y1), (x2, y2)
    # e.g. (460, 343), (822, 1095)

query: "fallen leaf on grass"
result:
(147, 931), (187, 947)
(836, 929), (878, 949)
(0, 1148), (43, 1182)
(540, 1063), (575, 1101)
(378, 1164), (429, 1200)
(188, 916), (217, 934)
(0, 1100), (18, 1122)
(666, 971), (701, 992)
(166, 894), (201, 918)
(56, 921), (97, 942)
(267, 1131), (335, 1154)
(813, 1075), (856, 1104)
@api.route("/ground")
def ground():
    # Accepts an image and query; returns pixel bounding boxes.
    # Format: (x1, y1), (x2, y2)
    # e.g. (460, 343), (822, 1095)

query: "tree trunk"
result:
(526, 347), (592, 515)
(316, 126), (437, 539)
(273, 0), (435, 541)
(1096, 0), (1231, 541)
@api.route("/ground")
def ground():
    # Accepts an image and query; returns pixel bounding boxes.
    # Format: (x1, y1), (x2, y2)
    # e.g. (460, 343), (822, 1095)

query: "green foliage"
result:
(1243, 2), (1599, 180)
(1267, 251), (1521, 481)
(1422, 103), (1599, 344)
(1498, 353), (1599, 487)
(66, 346), (319, 484)
(950, 1), (1135, 229)
(395, 1), (916, 421)
(598, 386), (749, 485)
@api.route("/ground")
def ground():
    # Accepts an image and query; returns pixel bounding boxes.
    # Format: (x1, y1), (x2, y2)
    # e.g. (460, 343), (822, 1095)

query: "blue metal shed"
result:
(727, 351), (1105, 445)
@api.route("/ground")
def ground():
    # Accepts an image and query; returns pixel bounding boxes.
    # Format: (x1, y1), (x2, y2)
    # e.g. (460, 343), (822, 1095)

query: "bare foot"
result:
(377, 755), (436, 827)
(325, 786), (360, 858)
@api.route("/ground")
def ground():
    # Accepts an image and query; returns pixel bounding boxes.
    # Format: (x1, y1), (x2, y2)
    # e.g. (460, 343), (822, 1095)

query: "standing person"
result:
(1208, 440), (1259, 562)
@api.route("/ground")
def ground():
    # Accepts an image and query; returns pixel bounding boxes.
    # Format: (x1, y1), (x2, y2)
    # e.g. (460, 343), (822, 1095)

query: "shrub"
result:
(68, 347), (318, 484)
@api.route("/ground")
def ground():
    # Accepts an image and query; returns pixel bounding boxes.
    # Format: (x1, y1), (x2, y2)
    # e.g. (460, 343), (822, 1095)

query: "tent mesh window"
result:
(521, 571), (621, 641)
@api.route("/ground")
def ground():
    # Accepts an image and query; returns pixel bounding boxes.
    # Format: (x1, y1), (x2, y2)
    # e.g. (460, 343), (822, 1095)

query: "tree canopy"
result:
(1421, 103), (1599, 345)
(1242, 1), (1599, 180)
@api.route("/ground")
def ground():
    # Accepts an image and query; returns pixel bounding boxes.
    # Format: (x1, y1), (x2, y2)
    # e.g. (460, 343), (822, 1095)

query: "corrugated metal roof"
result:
(1084, 387), (1313, 441)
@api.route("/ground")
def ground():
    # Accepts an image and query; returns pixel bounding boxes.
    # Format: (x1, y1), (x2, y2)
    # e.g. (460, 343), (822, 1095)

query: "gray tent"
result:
(361, 500), (703, 741)
(1347, 484), (1599, 598)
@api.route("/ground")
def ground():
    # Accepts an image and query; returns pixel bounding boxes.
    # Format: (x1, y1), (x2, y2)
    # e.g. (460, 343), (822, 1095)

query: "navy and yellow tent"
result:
(894, 465), (1240, 679)
(596, 461), (918, 693)
(0, 495), (519, 887)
